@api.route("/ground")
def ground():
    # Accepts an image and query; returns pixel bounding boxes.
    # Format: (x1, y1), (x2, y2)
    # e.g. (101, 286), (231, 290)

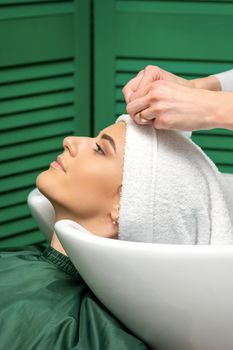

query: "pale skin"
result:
(122, 65), (233, 131)
(36, 121), (126, 256)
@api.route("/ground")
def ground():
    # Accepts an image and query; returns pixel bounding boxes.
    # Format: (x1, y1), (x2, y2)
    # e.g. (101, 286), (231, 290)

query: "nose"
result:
(63, 136), (78, 157)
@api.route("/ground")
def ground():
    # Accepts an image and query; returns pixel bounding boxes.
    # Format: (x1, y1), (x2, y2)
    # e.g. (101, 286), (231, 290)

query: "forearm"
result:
(189, 75), (233, 130)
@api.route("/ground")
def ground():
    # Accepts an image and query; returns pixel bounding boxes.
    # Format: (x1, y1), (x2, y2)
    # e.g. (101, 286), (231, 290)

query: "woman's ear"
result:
(110, 203), (120, 224)
(110, 184), (122, 223)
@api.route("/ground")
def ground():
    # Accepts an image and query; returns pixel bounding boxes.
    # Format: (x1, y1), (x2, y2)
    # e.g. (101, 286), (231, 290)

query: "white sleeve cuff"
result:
(211, 69), (233, 92)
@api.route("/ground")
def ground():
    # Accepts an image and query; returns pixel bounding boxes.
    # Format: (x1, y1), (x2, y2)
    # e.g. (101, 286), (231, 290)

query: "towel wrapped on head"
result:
(115, 114), (233, 245)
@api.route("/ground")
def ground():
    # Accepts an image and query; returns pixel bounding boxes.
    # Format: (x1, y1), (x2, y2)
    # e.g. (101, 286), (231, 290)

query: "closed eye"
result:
(94, 142), (105, 155)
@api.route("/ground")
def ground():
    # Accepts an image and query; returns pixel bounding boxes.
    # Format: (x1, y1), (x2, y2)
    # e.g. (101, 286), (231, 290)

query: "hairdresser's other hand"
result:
(126, 79), (223, 131)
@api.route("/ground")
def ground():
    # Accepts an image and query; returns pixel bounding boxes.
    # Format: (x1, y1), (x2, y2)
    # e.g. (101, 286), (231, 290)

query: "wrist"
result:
(190, 76), (222, 91)
(214, 92), (233, 130)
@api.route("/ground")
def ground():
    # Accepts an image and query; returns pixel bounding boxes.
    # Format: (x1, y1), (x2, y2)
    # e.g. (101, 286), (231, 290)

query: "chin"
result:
(36, 170), (64, 212)
(36, 170), (53, 199)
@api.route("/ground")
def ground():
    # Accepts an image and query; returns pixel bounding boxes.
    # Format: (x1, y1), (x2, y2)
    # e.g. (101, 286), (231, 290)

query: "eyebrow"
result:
(100, 133), (117, 153)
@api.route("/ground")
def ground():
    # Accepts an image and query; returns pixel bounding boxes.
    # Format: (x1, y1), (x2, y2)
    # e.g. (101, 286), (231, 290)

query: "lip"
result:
(56, 156), (66, 172)
(50, 156), (66, 172)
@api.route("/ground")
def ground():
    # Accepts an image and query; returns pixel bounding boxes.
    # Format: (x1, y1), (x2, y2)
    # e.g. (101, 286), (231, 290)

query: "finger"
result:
(122, 70), (144, 104)
(135, 114), (153, 125)
(122, 77), (138, 104)
(134, 106), (157, 124)
(128, 82), (152, 103)
(153, 116), (167, 130)
(126, 94), (150, 117)
(136, 66), (158, 92)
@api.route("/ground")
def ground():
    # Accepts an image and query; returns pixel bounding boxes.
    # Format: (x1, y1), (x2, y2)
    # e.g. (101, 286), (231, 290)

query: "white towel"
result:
(115, 114), (233, 245)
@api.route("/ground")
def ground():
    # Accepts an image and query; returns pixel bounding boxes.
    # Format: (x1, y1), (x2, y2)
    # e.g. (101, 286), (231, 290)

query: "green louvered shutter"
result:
(94, 0), (233, 173)
(0, 0), (91, 247)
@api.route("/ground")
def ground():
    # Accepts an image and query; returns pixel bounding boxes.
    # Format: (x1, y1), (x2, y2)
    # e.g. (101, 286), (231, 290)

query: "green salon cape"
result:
(0, 244), (148, 350)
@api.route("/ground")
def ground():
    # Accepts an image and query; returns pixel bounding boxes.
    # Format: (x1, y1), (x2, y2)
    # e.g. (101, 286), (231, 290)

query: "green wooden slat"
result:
(116, 1), (233, 15)
(116, 7), (233, 61)
(0, 187), (33, 209)
(0, 118), (74, 146)
(192, 135), (233, 150)
(0, 15), (74, 67)
(116, 89), (123, 102)
(0, 0), (65, 4)
(204, 150), (233, 164)
(118, 0), (233, 1)
(0, 105), (74, 132)
(94, 0), (116, 133)
(116, 102), (128, 116)
(0, 203), (30, 224)
(0, 136), (63, 162)
(0, 3), (73, 20)
(0, 59), (74, 84)
(116, 87), (127, 101)
(0, 76), (74, 100)
(116, 59), (233, 76)
(0, 217), (37, 239)
(116, 72), (139, 86)
(0, 169), (45, 193)
(0, 230), (46, 249)
(0, 90), (74, 116)
(1, 150), (61, 178)
(194, 129), (233, 136)
(218, 165), (233, 173)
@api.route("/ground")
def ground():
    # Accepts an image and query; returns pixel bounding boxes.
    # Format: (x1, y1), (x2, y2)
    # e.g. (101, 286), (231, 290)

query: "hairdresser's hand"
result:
(122, 65), (223, 131)
(122, 65), (192, 105)
(125, 79), (223, 131)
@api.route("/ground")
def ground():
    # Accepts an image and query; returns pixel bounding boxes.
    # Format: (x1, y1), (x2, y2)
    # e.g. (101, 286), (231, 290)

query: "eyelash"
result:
(94, 142), (105, 155)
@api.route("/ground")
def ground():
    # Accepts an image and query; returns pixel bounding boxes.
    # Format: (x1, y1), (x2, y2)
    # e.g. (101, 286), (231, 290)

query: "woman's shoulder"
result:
(0, 243), (148, 349)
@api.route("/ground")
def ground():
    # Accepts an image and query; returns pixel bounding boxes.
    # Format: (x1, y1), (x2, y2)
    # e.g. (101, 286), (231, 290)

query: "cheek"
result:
(70, 162), (117, 198)
(67, 161), (120, 210)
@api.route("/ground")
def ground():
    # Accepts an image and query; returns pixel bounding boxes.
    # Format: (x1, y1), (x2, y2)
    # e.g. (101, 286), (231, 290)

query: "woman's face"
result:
(36, 121), (126, 237)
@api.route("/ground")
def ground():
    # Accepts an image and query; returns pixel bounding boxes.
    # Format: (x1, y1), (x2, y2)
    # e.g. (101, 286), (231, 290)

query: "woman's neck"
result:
(50, 210), (119, 256)
(50, 232), (68, 256)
